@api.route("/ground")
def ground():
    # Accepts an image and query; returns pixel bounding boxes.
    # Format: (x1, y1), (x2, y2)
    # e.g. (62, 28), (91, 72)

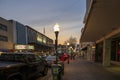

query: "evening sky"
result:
(0, 0), (86, 44)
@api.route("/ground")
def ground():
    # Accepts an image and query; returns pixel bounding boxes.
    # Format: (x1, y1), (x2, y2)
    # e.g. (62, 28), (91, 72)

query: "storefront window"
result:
(0, 35), (8, 42)
(43, 37), (46, 44)
(37, 34), (42, 43)
(0, 24), (7, 31)
(111, 39), (120, 62)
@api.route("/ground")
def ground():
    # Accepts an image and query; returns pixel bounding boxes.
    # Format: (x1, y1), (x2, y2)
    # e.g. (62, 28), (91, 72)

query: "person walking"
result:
(67, 54), (70, 64)
(64, 53), (70, 64)
(73, 53), (76, 60)
(59, 53), (65, 62)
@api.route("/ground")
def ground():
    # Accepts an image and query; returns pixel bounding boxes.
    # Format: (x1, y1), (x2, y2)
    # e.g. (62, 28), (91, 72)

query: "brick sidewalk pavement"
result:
(63, 57), (120, 80)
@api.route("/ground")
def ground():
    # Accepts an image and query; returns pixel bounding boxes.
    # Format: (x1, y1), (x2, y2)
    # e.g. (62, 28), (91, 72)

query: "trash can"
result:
(51, 64), (62, 80)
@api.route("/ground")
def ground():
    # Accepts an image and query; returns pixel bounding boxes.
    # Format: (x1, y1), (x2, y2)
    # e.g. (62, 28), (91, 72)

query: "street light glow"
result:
(54, 23), (60, 32)
(67, 43), (70, 45)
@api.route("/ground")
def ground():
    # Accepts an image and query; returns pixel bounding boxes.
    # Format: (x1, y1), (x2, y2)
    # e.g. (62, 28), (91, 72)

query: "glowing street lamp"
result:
(53, 23), (60, 63)
(67, 43), (70, 46)
(66, 42), (70, 53)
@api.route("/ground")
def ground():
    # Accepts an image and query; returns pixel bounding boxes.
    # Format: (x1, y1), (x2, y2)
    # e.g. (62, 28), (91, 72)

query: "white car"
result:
(45, 55), (57, 67)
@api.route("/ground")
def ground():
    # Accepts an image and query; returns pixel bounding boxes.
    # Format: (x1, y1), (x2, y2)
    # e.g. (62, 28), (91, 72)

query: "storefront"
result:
(95, 42), (103, 63)
(111, 37), (120, 62)
(80, 0), (120, 66)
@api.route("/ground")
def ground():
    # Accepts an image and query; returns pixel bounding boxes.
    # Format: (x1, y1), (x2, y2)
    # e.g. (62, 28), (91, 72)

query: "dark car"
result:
(0, 52), (48, 80)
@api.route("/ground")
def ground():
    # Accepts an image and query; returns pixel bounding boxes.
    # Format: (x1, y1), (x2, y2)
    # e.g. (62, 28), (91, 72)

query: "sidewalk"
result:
(63, 57), (120, 80)
(105, 65), (120, 76)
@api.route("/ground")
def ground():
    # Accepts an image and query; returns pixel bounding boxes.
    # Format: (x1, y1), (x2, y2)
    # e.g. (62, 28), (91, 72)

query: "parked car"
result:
(45, 55), (57, 67)
(0, 52), (48, 80)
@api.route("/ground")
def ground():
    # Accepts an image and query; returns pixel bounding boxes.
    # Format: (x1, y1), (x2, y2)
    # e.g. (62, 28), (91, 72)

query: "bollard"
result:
(51, 64), (62, 80)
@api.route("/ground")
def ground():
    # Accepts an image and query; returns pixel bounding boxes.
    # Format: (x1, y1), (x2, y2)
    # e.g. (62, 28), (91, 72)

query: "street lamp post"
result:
(67, 42), (69, 53)
(54, 23), (60, 63)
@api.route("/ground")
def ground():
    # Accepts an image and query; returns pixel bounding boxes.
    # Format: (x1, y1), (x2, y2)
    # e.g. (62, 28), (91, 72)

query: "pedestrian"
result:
(59, 53), (65, 62)
(70, 53), (73, 60)
(64, 53), (70, 64)
(67, 54), (70, 64)
(73, 53), (76, 60)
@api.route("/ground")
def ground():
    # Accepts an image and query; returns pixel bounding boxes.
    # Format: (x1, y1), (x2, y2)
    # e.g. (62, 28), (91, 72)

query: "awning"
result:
(80, 0), (120, 42)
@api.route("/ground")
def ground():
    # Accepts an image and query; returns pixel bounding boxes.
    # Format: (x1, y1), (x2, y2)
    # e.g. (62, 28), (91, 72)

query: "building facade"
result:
(80, 0), (120, 66)
(0, 17), (53, 53)
(0, 17), (14, 52)
(80, 42), (95, 61)
(27, 25), (53, 53)
(36, 32), (53, 54)
(9, 20), (27, 45)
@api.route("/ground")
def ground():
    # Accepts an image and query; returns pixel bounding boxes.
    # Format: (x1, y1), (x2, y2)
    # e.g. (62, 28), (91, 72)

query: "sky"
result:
(0, 0), (86, 44)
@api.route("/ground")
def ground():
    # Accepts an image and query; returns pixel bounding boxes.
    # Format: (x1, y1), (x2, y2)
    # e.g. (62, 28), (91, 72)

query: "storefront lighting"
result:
(92, 46), (96, 49)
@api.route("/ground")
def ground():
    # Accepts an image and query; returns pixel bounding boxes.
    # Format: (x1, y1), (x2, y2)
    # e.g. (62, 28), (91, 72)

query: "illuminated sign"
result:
(37, 34), (42, 42)
(43, 37), (46, 43)
(27, 45), (34, 49)
(15, 45), (34, 50)
(92, 46), (96, 49)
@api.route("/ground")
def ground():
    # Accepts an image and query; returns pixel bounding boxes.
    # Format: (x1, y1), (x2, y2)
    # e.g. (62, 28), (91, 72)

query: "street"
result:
(1, 0), (120, 80)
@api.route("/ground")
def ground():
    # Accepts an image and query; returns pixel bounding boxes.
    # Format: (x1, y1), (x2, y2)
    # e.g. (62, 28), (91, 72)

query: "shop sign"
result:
(15, 45), (34, 50)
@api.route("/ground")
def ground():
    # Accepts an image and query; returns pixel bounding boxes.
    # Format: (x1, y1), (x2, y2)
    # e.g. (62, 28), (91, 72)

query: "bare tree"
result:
(64, 36), (77, 49)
